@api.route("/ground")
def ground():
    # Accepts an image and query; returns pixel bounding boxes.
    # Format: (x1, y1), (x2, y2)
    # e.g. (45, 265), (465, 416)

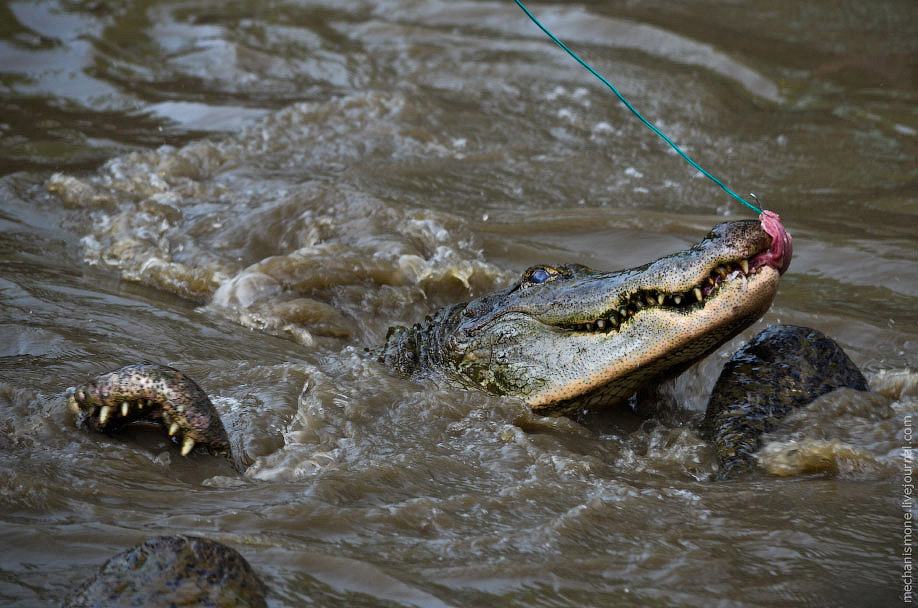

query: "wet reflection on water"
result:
(1, 0), (916, 605)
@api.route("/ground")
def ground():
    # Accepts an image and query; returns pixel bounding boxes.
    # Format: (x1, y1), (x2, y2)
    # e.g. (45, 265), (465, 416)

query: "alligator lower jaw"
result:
(67, 394), (200, 456)
(557, 256), (770, 335)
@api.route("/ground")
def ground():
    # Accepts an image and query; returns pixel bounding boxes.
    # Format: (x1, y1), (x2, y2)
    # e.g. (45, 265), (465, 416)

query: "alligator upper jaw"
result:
(470, 219), (782, 334)
(548, 213), (792, 334)
(524, 264), (781, 409)
(551, 256), (766, 334)
(66, 389), (202, 456)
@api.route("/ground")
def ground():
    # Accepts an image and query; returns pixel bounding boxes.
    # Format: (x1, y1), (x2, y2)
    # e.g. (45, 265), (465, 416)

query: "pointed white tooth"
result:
(597, 319), (605, 330)
(168, 422), (180, 437)
(673, 295), (682, 305)
(657, 294), (665, 305)
(694, 287), (703, 302)
(619, 308), (628, 317)
(121, 401), (129, 417)
(98, 405), (112, 425)
(740, 259), (749, 274)
(716, 266), (728, 279)
(181, 437), (195, 456)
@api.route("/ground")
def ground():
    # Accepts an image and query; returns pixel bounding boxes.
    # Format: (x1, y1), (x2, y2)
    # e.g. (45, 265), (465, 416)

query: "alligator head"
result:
(381, 216), (792, 416)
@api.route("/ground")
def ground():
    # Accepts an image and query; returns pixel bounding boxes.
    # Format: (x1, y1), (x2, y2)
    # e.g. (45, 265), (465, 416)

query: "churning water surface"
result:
(1, 1), (916, 606)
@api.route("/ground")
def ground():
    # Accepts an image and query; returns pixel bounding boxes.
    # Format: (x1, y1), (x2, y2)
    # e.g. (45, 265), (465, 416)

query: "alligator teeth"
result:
(609, 317), (619, 328)
(707, 277), (715, 286)
(121, 401), (129, 417)
(673, 295), (682, 305)
(619, 308), (628, 318)
(657, 294), (665, 305)
(169, 422), (180, 437)
(597, 319), (606, 330)
(694, 287), (704, 302)
(646, 295), (655, 307)
(181, 437), (195, 456)
(740, 259), (749, 274)
(716, 266), (728, 279)
(98, 405), (112, 425)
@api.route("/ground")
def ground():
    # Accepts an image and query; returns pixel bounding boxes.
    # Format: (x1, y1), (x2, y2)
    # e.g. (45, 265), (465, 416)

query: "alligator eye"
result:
(530, 268), (550, 283)
(522, 266), (560, 287)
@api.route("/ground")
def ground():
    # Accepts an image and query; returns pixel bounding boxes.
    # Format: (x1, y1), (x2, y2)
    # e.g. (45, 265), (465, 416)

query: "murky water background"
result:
(1, 1), (916, 605)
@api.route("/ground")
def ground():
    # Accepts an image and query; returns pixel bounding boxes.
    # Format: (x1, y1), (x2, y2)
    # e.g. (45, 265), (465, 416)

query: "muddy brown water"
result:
(1, 1), (916, 606)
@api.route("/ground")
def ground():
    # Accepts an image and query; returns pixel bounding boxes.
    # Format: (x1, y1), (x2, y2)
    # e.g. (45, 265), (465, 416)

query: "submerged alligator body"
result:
(703, 324), (869, 478)
(63, 535), (267, 608)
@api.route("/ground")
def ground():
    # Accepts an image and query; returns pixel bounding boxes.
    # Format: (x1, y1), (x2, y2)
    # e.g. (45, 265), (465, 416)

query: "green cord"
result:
(513, 0), (761, 215)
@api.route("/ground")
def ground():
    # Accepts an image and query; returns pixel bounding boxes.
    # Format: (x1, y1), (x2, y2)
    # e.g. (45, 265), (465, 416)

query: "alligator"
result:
(67, 215), (792, 455)
(64, 211), (841, 469)
(64, 210), (865, 474)
(380, 213), (791, 416)
(63, 212), (873, 606)
(62, 209), (878, 476)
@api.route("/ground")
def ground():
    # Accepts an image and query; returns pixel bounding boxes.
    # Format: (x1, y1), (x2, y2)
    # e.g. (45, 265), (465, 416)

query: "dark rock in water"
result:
(63, 535), (267, 608)
(702, 325), (868, 479)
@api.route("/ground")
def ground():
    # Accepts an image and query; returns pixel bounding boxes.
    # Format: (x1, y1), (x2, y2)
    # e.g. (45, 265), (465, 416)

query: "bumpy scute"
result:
(62, 535), (267, 608)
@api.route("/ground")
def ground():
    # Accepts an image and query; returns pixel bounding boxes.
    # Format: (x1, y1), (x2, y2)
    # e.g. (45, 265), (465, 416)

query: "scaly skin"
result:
(702, 325), (868, 479)
(63, 535), (267, 608)
(66, 364), (232, 460)
(381, 217), (791, 416)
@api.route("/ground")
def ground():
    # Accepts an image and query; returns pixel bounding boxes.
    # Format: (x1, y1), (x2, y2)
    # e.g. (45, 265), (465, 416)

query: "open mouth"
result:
(558, 213), (792, 335)
(66, 364), (231, 459)
(558, 256), (766, 334)
(69, 389), (198, 455)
